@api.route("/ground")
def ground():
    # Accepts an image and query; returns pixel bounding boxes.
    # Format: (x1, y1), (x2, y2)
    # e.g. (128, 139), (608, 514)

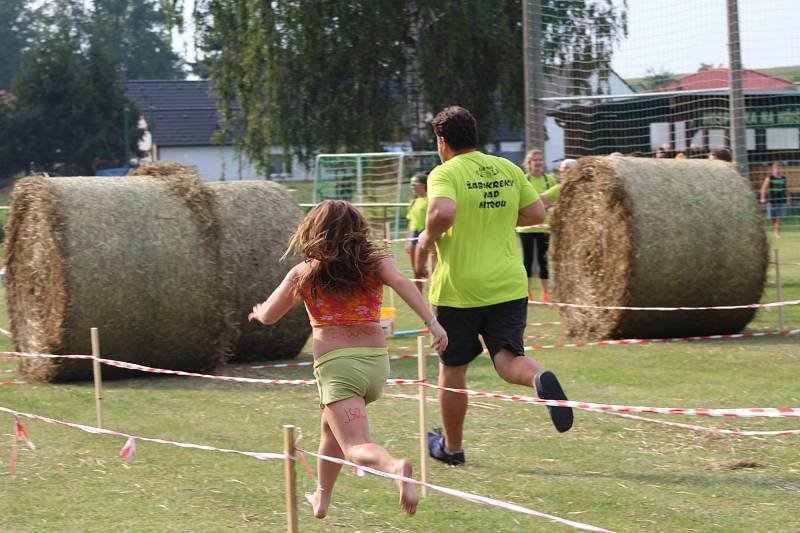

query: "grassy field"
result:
(1, 228), (799, 532)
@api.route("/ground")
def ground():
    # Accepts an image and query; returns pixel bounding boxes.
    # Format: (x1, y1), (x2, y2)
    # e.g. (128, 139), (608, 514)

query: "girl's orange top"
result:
(302, 277), (383, 327)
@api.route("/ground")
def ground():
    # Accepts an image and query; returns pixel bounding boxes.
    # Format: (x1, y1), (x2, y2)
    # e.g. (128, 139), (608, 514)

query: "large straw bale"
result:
(5, 165), (234, 381)
(206, 181), (311, 362)
(550, 157), (767, 339)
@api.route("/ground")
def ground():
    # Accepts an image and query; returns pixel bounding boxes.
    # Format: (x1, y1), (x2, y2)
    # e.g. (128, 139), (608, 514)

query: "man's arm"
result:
(517, 198), (546, 228)
(416, 197), (455, 271)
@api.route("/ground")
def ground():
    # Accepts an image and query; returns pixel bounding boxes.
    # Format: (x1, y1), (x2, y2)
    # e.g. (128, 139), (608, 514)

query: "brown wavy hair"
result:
(285, 200), (387, 296)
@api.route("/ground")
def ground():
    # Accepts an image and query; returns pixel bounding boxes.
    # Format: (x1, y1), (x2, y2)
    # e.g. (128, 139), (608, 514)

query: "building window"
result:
(690, 130), (704, 150)
(674, 121), (687, 151)
(649, 123), (670, 151)
(746, 129), (756, 151)
(766, 128), (799, 150)
(708, 129), (726, 149)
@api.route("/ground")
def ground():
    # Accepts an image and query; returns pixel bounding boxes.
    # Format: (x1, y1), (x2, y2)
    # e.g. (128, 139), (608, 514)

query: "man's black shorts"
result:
(434, 297), (528, 366)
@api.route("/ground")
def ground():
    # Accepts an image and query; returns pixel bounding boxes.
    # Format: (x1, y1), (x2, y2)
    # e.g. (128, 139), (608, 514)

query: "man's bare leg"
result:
(438, 362), (469, 452)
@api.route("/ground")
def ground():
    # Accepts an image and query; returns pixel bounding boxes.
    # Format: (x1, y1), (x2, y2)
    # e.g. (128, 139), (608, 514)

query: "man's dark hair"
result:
(710, 148), (732, 162)
(431, 106), (478, 150)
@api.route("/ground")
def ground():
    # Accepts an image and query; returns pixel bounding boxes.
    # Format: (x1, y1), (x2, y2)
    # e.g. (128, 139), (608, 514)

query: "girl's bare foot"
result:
(394, 459), (419, 516)
(305, 486), (330, 519)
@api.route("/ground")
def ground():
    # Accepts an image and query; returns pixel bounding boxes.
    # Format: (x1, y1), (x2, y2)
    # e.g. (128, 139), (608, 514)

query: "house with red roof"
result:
(663, 68), (794, 92)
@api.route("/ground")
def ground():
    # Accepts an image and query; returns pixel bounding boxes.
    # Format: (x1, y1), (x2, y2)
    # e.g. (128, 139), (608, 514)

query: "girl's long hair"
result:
(285, 200), (387, 296)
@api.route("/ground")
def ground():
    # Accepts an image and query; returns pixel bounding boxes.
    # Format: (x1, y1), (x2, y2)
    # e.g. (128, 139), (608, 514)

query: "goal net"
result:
(312, 151), (439, 238)
(533, 1), (799, 225)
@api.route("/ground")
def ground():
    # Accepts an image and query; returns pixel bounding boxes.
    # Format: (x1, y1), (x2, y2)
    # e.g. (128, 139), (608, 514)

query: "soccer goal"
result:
(312, 151), (439, 237)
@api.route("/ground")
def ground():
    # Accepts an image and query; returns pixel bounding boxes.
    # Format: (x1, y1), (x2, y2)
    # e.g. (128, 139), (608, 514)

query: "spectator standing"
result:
(405, 173), (430, 292)
(518, 149), (558, 302)
(760, 161), (790, 239)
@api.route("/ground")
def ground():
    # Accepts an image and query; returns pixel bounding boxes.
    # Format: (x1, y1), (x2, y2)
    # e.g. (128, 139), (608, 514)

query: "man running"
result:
(418, 106), (573, 466)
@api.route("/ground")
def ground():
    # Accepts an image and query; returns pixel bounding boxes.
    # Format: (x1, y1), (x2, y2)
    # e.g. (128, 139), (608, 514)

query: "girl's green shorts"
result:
(313, 347), (389, 408)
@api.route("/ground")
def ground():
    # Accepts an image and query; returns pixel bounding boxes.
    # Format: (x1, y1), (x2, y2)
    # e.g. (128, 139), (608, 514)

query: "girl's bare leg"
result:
(308, 416), (344, 518)
(324, 397), (418, 516)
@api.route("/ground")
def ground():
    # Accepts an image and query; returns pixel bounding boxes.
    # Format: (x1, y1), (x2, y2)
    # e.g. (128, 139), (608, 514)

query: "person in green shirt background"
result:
(405, 173), (430, 292)
(760, 161), (791, 239)
(417, 106), (574, 467)
(517, 149), (558, 303)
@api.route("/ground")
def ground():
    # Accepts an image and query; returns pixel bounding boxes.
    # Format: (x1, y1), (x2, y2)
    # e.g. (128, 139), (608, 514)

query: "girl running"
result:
(249, 199), (447, 518)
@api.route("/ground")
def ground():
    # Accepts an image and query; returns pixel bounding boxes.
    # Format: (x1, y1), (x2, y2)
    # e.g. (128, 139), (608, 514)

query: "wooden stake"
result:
(90, 328), (103, 429)
(417, 335), (428, 497)
(775, 249), (785, 332)
(283, 425), (298, 533)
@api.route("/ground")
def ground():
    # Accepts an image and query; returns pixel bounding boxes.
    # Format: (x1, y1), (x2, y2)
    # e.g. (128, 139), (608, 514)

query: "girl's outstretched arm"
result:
(249, 263), (304, 325)
(378, 257), (448, 353)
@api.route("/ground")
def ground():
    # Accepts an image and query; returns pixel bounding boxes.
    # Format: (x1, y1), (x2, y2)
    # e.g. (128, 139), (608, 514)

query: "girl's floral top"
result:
(302, 276), (383, 327)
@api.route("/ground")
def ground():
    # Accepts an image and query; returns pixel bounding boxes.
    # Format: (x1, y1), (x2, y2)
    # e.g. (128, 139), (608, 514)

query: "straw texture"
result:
(550, 157), (767, 339)
(207, 181), (310, 362)
(6, 169), (234, 381)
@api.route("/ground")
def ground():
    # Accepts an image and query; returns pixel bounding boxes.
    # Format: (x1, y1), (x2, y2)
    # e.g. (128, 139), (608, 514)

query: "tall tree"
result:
(90, 0), (184, 79)
(0, 0), (34, 89)
(10, 34), (142, 175)
(195, 0), (406, 172)
(185, 0), (627, 163)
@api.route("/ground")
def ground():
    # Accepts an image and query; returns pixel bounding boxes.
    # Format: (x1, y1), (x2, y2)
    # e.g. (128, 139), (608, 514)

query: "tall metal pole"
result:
(726, 0), (748, 177)
(523, 0), (545, 153)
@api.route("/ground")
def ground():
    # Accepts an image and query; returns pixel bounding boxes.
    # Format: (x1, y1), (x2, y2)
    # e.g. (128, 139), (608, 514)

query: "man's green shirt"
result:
(427, 151), (539, 308)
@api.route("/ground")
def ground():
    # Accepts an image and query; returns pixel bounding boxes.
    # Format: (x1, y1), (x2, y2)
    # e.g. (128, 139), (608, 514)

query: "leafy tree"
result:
(195, 0), (406, 172)
(0, 97), (25, 177)
(0, 0), (34, 89)
(89, 0), (184, 79)
(641, 67), (678, 91)
(10, 35), (142, 175)
(184, 0), (627, 165)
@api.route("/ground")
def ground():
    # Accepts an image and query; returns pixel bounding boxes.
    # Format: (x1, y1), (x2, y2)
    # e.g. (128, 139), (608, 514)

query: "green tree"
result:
(195, 0), (406, 172)
(89, 0), (184, 79)
(185, 0), (627, 165)
(0, 97), (25, 177)
(10, 35), (142, 175)
(0, 0), (34, 89)
(641, 67), (678, 91)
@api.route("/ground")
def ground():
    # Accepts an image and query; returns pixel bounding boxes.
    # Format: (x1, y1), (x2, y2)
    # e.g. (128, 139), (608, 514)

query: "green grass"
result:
(1, 234), (799, 532)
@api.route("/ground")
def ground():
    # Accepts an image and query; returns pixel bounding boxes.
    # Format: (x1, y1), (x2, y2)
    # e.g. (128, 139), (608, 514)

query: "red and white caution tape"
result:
(523, 328), (800, 352)
(528, 299), (800, 311)
(0, 406), (287, 462)
(420, 383), (800, 418)
(297, 448), (611, 532)
(5, 349), (799, 419)
(529, 321), (562, 327)
(595, 410), (800, 437)
(1, 380), (26, 385)
(0, 327), (11, 337)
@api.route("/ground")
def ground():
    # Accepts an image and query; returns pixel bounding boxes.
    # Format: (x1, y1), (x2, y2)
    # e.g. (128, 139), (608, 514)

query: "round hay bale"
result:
(550, 157), (768, 339)
(206, 181), (310, 362)
(5, 164), (234, 381)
